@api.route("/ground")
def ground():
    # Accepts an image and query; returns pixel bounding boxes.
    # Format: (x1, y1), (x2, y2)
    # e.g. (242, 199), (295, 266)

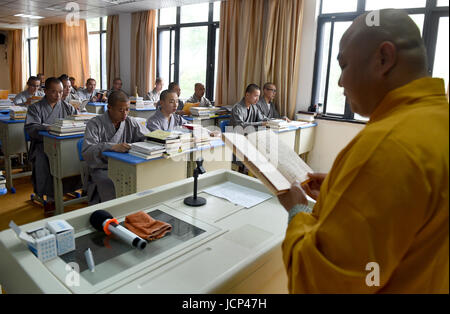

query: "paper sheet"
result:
(203, 182), (273, 208)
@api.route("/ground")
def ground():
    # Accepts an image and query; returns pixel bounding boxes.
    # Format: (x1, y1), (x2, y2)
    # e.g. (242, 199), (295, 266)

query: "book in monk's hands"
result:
(222, 130), (314, 195)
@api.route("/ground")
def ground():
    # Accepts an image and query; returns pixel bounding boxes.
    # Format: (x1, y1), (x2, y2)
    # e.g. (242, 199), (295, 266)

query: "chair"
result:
(220, 119), (230, 133)
(77, 138), (89, 196)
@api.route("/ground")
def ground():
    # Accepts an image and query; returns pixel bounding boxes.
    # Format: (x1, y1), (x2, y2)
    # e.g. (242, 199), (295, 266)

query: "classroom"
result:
(0, 0), (448, 296)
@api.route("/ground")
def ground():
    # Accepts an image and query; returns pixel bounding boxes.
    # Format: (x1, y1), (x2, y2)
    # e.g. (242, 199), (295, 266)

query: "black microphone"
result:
(89, 210), (147, 250)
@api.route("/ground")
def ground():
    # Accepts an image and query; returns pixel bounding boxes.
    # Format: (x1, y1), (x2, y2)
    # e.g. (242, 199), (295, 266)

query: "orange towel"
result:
(124, 211), (172, 241)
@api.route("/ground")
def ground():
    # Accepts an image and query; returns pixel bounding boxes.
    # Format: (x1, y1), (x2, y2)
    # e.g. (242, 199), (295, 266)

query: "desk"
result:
(270, 123), (317, 158)
(129, 108), (156, 120)
(104, 140), (231, 198)
(184, 114), (231, 128)
(0, 170), (293, 293)
(86, 102), (107, 114)
(0, 117), (30, 192)
(40, 131), (87, 215)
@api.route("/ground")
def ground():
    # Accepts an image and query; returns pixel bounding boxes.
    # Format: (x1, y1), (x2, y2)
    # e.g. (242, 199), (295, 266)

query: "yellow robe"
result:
(283, 77), (449, 293)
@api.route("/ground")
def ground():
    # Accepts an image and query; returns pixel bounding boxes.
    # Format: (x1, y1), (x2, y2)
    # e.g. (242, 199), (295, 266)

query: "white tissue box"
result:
(26, 227), (57, 262)
(46, 220), (75, 256)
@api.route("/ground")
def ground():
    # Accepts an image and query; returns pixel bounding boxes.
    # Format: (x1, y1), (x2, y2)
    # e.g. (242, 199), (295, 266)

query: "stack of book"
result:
(190, 107), (220, 117)
(267, 119), (291, 130)
(145, 129), (193, 157)
(295, 111), (317, 122)
(48, 119), (85, 136)
(130, 97), (144, 109)
(66, 114), (97, 122)
(9, 106), (27, 120)
(0, 99), (13, 110)
(143, 101), (156, 109)
(129, 142), (166, 159)
(0, 172), (6, 195)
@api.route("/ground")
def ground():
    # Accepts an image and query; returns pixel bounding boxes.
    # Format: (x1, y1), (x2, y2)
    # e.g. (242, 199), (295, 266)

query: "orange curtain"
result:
(131, 10), (157, 97)
(107, 15), (120, 89)
(8, 29), (23, 94)
(216, 0), (304, 119)
(38, 20), (90, 87)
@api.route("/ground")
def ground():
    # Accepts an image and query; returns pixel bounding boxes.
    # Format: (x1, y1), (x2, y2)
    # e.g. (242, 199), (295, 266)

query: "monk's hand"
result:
(277, 180), (308, 212)
(302, 172), (327, 201)
(112, 143), (131, 153)
(285, 117), (291, 122)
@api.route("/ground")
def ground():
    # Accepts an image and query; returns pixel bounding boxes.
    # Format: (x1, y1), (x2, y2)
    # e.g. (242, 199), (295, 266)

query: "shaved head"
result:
(338, 9), (429, 117)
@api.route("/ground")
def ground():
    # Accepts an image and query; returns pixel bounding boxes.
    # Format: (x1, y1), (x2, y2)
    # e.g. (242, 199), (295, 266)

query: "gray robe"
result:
(146, 109), (187, 132)
(82, 113), (148, 204)
(13, 90), (45, 105)
(256, 97), (281, 119)
(186, 95), (212, 107)
(230, 98), (269, 130)
(144, 89), (160, 102)
(77, 88), (98, 101)
(24, 98), (79, 199)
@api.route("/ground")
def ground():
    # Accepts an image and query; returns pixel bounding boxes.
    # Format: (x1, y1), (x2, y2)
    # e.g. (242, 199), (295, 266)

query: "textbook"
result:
(222, 130), (314, 195)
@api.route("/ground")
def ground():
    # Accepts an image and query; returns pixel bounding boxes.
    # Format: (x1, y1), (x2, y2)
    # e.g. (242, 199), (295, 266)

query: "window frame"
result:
(311, 0), (449, 122)
(157, 3), (220, 101)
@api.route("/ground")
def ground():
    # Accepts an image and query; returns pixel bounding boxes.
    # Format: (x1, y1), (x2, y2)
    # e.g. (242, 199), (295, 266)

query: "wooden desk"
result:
(40, 131), (87, 215)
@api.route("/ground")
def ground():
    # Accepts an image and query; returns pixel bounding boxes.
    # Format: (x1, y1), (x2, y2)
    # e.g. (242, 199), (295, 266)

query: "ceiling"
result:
(0, 0), (219, 29)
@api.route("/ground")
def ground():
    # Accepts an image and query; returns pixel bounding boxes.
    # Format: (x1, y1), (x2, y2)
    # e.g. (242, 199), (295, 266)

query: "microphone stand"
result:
(184, 158), (206, 207)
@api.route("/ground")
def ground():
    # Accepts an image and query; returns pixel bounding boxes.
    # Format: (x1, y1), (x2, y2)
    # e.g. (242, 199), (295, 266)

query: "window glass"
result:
(180, 3), (209, 24)
(321, 0), (357, 14)
(326, 21), (352, 115)
(365, 0), (426, 10)
(179, 26), (208, 98)
(160, 7), (177, 25)
(432, 16), (449, 90)
(213, 1), (221, 22)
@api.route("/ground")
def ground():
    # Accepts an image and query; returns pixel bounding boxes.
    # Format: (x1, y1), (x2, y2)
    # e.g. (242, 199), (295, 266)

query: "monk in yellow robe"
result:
(278, 9), (449, 293)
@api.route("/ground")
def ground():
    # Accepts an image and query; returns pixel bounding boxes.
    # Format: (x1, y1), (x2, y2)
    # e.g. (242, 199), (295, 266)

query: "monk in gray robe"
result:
(77, 78), (105, 102)
(230, 84), (269, 131)
(186, 83), (212, 107)
(25, 77), (79, 216)
(255, 82), (290, 121)
(14, 76), (45, 106)
(147, 90), (187, 131)
(145, 77), (164, 102)
(82, 91), (149, 205)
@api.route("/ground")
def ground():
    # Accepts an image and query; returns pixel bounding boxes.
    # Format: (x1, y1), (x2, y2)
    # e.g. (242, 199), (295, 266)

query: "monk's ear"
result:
(377, 41), (397, 76)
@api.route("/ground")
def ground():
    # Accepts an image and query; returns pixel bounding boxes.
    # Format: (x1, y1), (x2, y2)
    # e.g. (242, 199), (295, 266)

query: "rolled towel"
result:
(124, 211), (172, 241)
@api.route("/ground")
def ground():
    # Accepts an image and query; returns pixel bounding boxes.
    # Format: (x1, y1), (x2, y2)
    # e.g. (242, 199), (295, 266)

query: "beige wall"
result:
(0, 42), (10, 92)
(307, 119), (365, 173)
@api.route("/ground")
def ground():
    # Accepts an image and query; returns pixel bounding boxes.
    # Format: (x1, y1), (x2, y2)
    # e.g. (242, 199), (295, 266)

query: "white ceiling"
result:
(0, 0), (219, 29)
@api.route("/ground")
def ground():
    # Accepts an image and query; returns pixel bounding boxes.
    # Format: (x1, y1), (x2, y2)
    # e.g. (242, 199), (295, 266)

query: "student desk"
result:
(0, 117), (30, 193)
(183, 114), (231, 128)
(40, 131), (87, 215)
(86, 102), (107, 114)
(0, 169), (313, 293)
(270, 122), (317, 158)
(129, 108), (156, 120)
(103, 140), (231, 198)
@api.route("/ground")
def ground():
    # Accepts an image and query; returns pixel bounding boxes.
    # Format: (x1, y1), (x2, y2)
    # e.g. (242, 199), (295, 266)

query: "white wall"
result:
(119, 13), (132, 95)
(307, 120), (365, 173)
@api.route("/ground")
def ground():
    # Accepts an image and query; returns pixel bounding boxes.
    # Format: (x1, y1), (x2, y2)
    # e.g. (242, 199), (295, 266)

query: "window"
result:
(312, 0), (449, 122)
(87, 17), (107, 90)
(26, 27), (38, 78)
(157, 2), (220, 102)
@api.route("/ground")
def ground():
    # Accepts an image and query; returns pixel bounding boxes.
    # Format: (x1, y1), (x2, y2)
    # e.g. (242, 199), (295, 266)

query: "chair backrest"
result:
(77, 138), (84, 161)
(220, 119), (230, 133)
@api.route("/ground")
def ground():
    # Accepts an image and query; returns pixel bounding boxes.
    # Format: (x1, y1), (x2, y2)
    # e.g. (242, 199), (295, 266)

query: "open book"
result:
(222, 130), (313, 195)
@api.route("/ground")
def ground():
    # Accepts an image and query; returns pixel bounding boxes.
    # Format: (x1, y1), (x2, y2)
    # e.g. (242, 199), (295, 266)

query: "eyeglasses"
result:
(266, 88), (277, 92)
(30, 85), (41, 88)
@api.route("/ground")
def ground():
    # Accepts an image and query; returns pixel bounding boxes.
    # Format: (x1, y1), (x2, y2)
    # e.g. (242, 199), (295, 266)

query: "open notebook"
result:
(222, 130), (313, 195)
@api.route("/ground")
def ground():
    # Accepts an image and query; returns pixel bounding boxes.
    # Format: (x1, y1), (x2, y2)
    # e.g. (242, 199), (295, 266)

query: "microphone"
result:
(89, 210), (147, 250)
